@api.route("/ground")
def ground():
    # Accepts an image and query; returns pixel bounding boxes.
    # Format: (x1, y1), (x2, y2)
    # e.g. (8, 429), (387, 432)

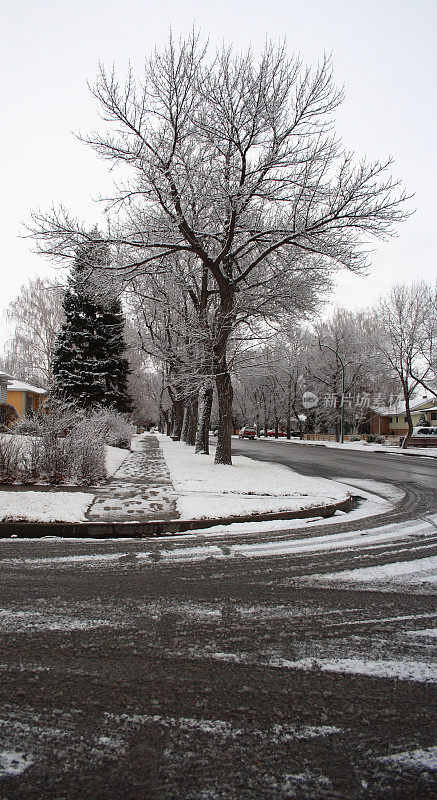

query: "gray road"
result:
(0, 441), (436, 799)
(231, 437), (437, 491)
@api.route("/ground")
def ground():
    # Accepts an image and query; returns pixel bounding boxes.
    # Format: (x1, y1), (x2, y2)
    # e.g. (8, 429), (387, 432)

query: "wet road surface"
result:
(0, 441), (435, 799)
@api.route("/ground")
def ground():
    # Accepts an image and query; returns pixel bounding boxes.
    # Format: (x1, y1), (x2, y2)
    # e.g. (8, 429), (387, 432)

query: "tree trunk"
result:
(195, 380), (214, 454)
(286, 378), (292, 439)
(401, 380), (414, 448)
(212, 286), (236, 465)
(180, 403), (190, 442)
(260, 392), (268, 436)
(165, 412), (171, 436)
(186, 394), (198, 446)
(214, 365), (233, 464)
(171, 398), (184, 440)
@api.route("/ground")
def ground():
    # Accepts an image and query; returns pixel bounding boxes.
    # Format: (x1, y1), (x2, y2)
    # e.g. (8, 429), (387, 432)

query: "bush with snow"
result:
(1, 401), (107, 485)
(0, 435), (21, 483)
(69, 417), (106, 483)
(1, 400), (132, 485)
(0, 403), (19, 430)
(88, 406), (132, 449)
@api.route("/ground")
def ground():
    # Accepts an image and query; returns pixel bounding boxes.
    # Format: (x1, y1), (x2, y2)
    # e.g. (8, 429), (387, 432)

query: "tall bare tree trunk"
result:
(171, 398), (184, 440)
(214, 366), (233, 465)
(213, 291), (235, 465)
(180, 403), (190, 442)
(401, 379), (414, 448)
(186, 395), (198, 446)
(195, 379), (214, 454)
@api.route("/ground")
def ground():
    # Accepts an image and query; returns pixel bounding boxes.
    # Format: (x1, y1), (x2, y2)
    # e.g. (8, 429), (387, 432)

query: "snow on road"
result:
(245, 434), (437, 458)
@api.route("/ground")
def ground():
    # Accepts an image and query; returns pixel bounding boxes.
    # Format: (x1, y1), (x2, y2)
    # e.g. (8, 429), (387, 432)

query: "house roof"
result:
(372, 396), (436, 417)
(0, 371), (15, 382)
(7, 380), (47, 395)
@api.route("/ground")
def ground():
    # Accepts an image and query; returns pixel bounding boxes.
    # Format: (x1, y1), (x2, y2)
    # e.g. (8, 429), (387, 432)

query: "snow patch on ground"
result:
(105, 445), (130, 477)
(0, 608), (127, 632)
(305, 555), (437, 588)
(206, 651), (437, 683)
(0, 491), (93, 522)
(379, 746), (437, 771)
(0, 749), (33, 776)
(158, 435), (349, 519)
(106, 712), (341, 744)
(404, 628), (437, 638)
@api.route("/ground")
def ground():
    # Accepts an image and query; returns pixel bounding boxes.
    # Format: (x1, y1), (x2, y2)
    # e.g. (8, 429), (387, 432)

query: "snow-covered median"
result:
(157, 435), (349, 519)
(0, 491), (94, 523)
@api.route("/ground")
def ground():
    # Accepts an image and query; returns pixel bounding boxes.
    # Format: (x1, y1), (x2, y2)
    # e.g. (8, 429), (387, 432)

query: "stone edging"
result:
(0, 496), (352, 539)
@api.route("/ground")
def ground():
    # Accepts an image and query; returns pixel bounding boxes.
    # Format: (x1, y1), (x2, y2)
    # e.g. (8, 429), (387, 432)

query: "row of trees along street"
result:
(18, 33), (423, 462)
(2, 270), (435, 446)
(231, 290), (436, 443)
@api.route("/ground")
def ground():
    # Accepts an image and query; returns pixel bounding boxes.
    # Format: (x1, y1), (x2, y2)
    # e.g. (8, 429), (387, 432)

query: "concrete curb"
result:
(0, 496), (352, 539)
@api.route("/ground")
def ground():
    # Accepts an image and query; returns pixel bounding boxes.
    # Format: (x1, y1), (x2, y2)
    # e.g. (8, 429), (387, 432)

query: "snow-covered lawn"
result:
(0, 491), (94, 523)
(238, 435), (437, 457)
(158, 435), (349, 519)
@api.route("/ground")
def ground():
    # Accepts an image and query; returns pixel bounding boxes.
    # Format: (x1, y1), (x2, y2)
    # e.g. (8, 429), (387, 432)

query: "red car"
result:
(267, 429), (286, 437)
(238, 426), (256, 439)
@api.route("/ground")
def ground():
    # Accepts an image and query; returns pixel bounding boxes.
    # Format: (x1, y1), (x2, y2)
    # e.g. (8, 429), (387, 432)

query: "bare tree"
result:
(29, 33), (410, 463)
(4, 276), (64, 385)
(307, 309), (377, 439)
(409, 281), (437, 398)
(371, 282), (434, 446)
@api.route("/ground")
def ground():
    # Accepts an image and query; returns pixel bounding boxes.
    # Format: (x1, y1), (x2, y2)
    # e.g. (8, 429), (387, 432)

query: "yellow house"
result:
(6, 379), (47, 417)
(384, 397), (437, 435)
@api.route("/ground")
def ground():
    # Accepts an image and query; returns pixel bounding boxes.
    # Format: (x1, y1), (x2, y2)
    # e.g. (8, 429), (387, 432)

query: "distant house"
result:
(0, 371), (14, 404)
(369, 396), (437, 436)
(6, 379), (47, 417)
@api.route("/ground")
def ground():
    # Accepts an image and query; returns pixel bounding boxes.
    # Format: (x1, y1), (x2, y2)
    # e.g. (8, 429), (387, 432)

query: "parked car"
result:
(238, 426), (256, 439)
(267, 429), (286, 437)
(412, 426), (437, 436)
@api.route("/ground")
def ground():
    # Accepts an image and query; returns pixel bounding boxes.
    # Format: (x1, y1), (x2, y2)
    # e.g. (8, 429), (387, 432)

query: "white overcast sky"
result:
(1, 0), (436, 348)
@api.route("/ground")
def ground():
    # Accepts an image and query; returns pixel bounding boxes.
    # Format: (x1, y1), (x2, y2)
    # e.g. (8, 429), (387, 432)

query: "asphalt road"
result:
(231, 437), (437, 491)
(0, 440), (436, 799)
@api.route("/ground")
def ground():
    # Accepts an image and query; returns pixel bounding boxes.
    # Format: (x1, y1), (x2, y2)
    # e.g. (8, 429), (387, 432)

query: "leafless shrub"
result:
(39, 430), (71, 484)
(20, 436), (44, 484)
(69, 418), (106, 484)
(0, 435), (21, 483)
(4, 400), (128, 485)
(88, 406), (132, 449)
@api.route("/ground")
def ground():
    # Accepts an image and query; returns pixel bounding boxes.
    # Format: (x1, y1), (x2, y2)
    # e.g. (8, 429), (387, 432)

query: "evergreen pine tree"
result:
(52, 234), (132, 412)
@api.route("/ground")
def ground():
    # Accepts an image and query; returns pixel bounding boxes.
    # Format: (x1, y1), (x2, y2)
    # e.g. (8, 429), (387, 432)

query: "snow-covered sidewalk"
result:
(158, 435), (349, 519)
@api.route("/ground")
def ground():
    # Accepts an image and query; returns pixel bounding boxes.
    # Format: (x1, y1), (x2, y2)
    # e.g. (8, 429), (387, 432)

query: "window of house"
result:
(404, 416), (407, 422)
(389, 417), (393, 422)
(432, 413), (437, 421)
